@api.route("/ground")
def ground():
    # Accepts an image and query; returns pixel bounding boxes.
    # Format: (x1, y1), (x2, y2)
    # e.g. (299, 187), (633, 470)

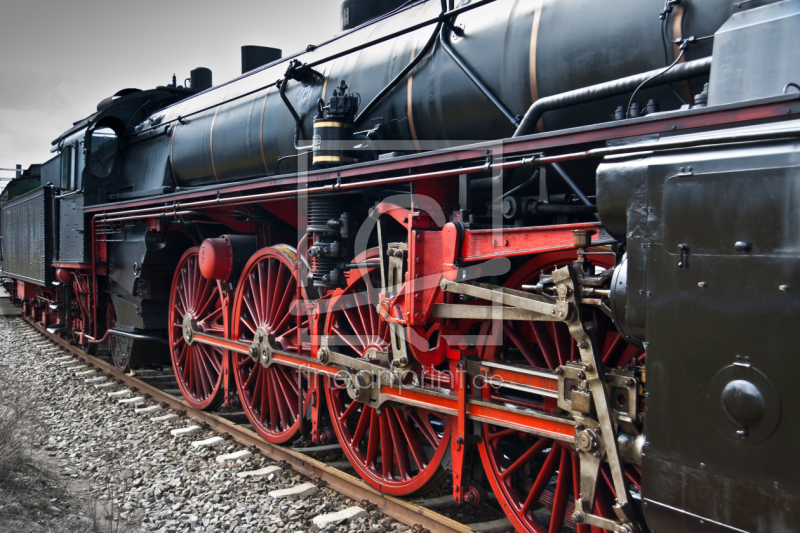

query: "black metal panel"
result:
(709, 0), (800, 107)
(40, 155), (60, 188)
(619, 139), (800, 533)
(1, 187), (52, 285)
(58, 194), (87, 263)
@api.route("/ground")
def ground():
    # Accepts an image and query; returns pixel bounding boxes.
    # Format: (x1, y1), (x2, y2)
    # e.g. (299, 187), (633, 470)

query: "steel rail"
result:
(24, 317), (477, 533)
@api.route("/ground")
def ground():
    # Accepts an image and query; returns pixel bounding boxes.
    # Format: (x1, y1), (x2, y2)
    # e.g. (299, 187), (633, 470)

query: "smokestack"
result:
(190, 68), (213, 92)
(241, 46), (282, 74)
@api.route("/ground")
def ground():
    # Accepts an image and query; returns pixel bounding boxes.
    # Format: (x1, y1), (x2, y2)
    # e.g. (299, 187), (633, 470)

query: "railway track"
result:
(23, 316), (513, 533)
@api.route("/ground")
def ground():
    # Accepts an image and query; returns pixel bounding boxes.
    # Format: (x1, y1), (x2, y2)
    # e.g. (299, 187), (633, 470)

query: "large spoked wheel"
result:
(231, 246), (315, 444)
(168, 248), (226, 411)
(477, 251), (644, 533)
(324, 266), (453, 496)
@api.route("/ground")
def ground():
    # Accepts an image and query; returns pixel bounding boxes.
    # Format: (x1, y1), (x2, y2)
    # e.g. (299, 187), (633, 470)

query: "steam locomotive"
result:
(3, 0), (799, 531)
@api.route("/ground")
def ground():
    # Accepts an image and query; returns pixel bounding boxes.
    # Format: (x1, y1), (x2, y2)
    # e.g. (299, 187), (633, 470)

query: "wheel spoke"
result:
(504, 323), (546, 368)
(500, 438), (550, 482)
(267, 370), (281, 431)
(549, 322), (572, 367)
(339, 399), (360, 424)
(379, 410), (394, 480)
(352, 405), (371, 449)
(408, 411), (439, 449)
(343, 307), (368, 351)
(244, 363), (259, 394)
(241, 315), (257, 337)
(393, 409), (426, 472)
(548, 446), (572, 533)
(523, 445), (561, 512)
(531, 321), (559, 369)
(602, 333), (629, 367)
(365, 408), (380, 468)
(332, 323), (365, 356)
(246, 274), (262, 326)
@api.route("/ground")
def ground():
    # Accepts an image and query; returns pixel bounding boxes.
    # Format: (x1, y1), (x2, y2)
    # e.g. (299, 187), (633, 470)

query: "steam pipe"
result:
(514, 56), (713, 137)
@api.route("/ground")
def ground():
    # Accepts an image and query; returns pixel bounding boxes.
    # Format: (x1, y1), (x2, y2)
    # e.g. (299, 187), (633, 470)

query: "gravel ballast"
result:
(0, 317), (407, 533)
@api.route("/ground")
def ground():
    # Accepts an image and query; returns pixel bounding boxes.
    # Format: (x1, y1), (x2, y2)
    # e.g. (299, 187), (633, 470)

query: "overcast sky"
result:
(0, 0), (340, 183)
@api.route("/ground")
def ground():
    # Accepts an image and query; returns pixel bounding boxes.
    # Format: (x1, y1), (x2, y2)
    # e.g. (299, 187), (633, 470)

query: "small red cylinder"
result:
(55, 268), (72, 284)
(199, 237), (233, 281)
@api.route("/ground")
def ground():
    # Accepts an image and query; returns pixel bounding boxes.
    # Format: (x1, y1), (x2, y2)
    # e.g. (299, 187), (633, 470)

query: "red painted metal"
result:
(230, 246), (317, 444)
(460, 222), (601, 263)
(16, 281), (36, 299)
(324, 266), (454, 496)
(451, 362), (467, 504)
(476, 252), (643, 533)
(168, 248), (227, 411)
(199, 238), (233, 281)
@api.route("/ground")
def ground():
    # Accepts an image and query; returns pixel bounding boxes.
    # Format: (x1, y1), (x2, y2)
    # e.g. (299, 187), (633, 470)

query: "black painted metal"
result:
(0, 187), (52, 285)
(126, 0), (733, 192)
(515, 57), (713, 137)
(241, 47), (282, 75)
(596, 118), (800, 532)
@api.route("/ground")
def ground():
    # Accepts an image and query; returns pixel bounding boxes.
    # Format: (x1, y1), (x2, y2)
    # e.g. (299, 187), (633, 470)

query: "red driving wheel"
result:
(230, 246), (316, 444)
(324, 266), (453, 496)
(477, 251), (644, 533)
(168, 248), (226, 410)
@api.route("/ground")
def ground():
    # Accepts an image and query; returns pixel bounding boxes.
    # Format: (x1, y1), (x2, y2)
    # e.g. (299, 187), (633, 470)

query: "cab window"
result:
(60, 145), (76, 190)
(88, 127), (118, 179)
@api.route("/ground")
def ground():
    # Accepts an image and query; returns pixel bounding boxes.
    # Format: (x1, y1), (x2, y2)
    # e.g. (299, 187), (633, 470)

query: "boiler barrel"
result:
(158, 0), (733, 188)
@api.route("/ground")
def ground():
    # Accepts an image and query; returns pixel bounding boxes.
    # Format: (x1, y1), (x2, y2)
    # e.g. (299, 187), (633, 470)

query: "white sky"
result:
(0, 0), (340, 184)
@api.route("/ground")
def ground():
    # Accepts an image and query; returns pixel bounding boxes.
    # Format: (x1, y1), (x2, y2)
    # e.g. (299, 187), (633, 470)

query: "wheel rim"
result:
(324, 267), (453, 496)
(477, 252), (644, 533)
(231, 246), (314, 444)
(168, 248), (226, 410)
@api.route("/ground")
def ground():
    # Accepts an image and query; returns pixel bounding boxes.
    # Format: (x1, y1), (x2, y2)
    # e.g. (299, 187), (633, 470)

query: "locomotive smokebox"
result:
(190, 68), (213, 92)
(241, 46), (282, 74)
(199, 235), (258, 282)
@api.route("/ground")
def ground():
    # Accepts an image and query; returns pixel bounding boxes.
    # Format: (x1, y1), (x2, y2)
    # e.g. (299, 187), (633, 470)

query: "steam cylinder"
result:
(140, 0), (734, 189)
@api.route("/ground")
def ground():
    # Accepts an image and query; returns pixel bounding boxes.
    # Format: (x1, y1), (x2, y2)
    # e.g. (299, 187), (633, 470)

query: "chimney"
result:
(190, 68), (213, 92)
(241, 46), (282, 74)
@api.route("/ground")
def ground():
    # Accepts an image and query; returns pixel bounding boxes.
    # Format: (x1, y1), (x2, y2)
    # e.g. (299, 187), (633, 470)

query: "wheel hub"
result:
(182, 313), (197, 344)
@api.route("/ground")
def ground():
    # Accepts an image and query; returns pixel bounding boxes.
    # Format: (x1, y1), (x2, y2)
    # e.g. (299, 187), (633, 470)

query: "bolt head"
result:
(572, 512), (583, 524)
